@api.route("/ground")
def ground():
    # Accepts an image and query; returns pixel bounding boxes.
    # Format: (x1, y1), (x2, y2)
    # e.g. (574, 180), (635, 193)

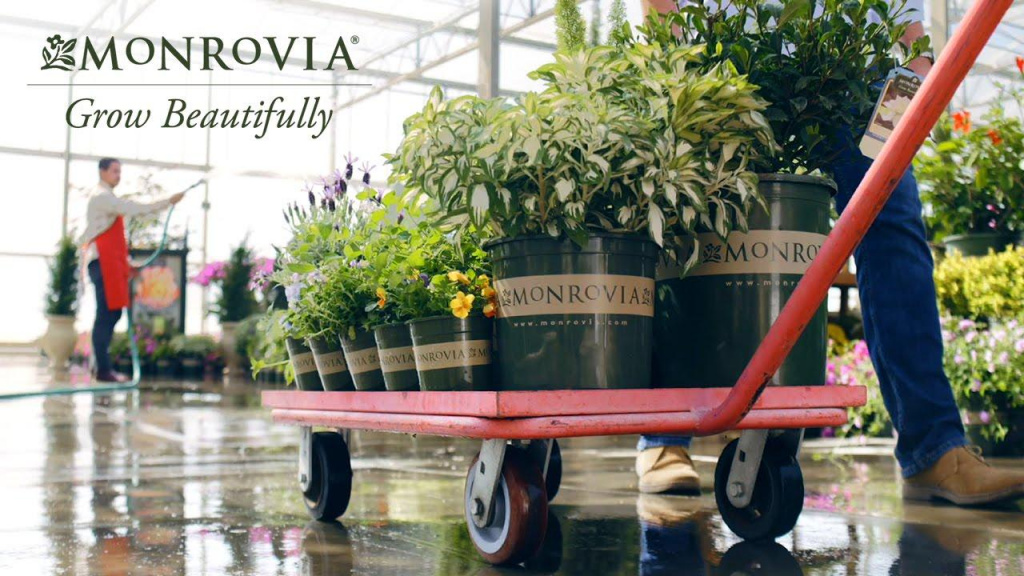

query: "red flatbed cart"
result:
(262, 0), (1011, 565)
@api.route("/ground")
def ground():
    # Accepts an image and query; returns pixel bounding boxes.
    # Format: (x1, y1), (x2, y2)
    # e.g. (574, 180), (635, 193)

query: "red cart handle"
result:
(694, 0), (1014, 436)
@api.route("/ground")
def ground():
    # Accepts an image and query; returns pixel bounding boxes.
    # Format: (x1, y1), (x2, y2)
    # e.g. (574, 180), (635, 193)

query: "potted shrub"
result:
(943, 317), (1024, 456)
(630, 0), (927, 388)
(917, 101), (1024, 256)
(381, 224), (495, 391)
(194, 243), (259, 377)
(41, 236), (79, 371)
(172, 334), (217, 379)
(153, 337), (178, 379)
(110, 332), (133, 375)
(389, 42), (769, 390)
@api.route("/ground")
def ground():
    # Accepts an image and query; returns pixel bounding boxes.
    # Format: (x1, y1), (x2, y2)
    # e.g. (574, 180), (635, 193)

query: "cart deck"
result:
(262, 386), (865, 439)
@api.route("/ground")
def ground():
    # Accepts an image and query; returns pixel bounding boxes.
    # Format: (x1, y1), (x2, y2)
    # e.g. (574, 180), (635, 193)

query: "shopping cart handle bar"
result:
(694, 0), (1014, 436)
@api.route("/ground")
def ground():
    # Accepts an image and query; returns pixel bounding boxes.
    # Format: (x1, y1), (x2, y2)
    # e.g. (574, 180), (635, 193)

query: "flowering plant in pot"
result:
(943, 317), (1024, 455)
(916, 97), (1024, 256)
(627, 0), (926, 389)
(196, 242), (259, 377)
(827, 340), (891, 438)
(41, 236), (80, 371)
(171, 334), (217, 379)
(389, 41), (769, 390)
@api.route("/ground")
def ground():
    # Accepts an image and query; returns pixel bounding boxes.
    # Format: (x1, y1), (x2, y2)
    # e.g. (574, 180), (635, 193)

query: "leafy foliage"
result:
(829, 341), (892, 438)
(388, 42), (772, 271)
(46, 236), (79, 316)
(608, 0), (628, 44)
(169, 334), (217, 359)
(629, 0), (927, 174)
(917, 97), (1024, 239)
(935, 246), (1024, 321)
(212, 243), (259, 323)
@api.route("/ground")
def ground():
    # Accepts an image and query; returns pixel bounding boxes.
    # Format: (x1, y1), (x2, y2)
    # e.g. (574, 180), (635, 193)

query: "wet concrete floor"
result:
(1, 355), (1023, 575)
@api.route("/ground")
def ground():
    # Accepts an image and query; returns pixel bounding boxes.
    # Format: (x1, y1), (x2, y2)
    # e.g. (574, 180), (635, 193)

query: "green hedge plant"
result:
(935, 246), (1024, 321)
(46, 236), (79, 316)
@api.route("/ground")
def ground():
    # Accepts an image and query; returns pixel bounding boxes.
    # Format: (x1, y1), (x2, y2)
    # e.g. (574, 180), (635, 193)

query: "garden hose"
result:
(0, 180), (202, 401)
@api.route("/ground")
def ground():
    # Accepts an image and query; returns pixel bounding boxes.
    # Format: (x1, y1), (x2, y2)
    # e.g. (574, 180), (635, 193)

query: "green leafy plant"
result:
(608, 0), (627, 44)
(630, 0), (928, 174)
(389, 42), (771, 270)
(943, 317), (1024, 442)
(917, 104), (1024, 240)
(935, 246), (1024, 321)
(211, 243), (259, 323)
(45, 236), (79, 316)
(170, 334), (218, 360)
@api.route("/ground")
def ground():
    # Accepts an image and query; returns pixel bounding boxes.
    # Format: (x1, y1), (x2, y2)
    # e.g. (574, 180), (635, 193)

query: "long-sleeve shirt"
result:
(78, 181), (172, 264)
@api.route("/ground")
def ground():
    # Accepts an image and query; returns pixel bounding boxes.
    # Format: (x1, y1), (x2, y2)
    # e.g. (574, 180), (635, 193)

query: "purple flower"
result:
(954, 353), (965, 365)
(344, 153), (357, 180)
(971, 379), (982, 392)
(826, 373), (837, 386)
(284, 282), (304, 304)
(998, 352), (1009, 365)
(980, 411), (991, 424)
(942, 330), (954, 342)
(397, 211), (405, 224)
(854, 340), (870, 359)
(986, 203), (998, 212)
(420, 273), (431, 286)
(1015, 339), (1024, 353)
(348, 259), (368, 269)
(853, 415), (863, 429)
(966, 331), (978, 343)
(308, 189), (316, 207)
(989, 219), (997, 229)
(822, 427), (835, 438)
(959, 319), (975, 331)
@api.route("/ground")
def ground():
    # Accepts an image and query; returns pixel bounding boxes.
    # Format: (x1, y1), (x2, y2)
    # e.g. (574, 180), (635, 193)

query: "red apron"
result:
(93, 216), (132, 311)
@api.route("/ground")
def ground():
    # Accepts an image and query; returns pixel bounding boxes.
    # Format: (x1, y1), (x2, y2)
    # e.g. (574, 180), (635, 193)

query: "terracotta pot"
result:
(41, 314), (77, 371)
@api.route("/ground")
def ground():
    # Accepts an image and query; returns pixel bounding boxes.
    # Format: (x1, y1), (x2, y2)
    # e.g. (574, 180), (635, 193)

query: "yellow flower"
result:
(448, 271), (470, 285)
(478, 274), (491, 287)
(483, 301), (496, 318)
(481, 286), (496, 300)
(376, 286), (387, 308)
(450, 291), (475, 319)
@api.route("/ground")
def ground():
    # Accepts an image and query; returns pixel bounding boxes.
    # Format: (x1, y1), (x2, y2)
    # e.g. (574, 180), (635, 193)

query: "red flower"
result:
(988, 129), (1003, 145)
(953, 111), (971, 133)
(1017, 56), (1024, 75)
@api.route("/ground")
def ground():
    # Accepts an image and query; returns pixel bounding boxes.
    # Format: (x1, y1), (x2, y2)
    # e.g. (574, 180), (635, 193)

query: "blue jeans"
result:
(89, 259), (123, 375)
(640, 147), (967, 478)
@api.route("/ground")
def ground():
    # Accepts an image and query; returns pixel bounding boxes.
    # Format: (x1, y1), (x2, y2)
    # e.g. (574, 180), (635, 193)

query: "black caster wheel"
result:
(546, 439), (562, 502)
(304, 432), (353, 522)
(713, 437), (804, 542)
(464, 446), (549, 565)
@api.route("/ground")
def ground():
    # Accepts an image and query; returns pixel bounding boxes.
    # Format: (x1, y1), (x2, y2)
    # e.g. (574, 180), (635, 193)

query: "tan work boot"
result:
(903, 446), (1024, 505)
(636, 446), (701, 494)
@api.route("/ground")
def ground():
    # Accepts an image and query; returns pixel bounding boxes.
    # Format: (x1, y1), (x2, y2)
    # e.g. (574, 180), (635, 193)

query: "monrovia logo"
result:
(683, 231), (828, 278)
(39, 33), (358, 72)
(493, 274), (655, 318)
(42, 35), (77, 71)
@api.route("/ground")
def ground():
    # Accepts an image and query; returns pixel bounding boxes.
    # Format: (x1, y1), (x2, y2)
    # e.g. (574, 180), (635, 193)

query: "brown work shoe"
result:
(903, 446), (1024, 506)
(636, 446), (701, 494)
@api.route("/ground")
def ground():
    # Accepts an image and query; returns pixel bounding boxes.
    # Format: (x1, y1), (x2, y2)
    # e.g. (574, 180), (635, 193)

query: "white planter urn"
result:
(41, 315), (77, 371)
(220, 321), (242, 376)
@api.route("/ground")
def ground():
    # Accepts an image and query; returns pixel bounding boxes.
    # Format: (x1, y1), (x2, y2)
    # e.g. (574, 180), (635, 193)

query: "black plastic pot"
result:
(374, 322), (420, 392)
(180, 358), (204, 380)
(308, 336), (355, 392)
(409, 316), (494, 391)
(653, 174), (833, 389)
(286, 337), (323, 391)
(486, 233), (658, 390)
(155, 359), (179, 379)
(942, 232), (1022, 257)
(339, 328), (386, 391)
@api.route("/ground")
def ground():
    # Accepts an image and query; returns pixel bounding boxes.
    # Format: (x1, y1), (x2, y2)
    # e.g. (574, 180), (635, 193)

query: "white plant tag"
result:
(860, 67), (923, 159)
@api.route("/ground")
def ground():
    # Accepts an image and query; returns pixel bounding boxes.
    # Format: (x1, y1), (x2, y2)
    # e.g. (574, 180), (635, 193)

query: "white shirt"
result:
(78, 181), (172, 263)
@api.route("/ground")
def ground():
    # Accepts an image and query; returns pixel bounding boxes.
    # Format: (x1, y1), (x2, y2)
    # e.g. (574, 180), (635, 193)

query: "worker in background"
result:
(78, 158), (184, 383)
(636, 0), (1024, 507)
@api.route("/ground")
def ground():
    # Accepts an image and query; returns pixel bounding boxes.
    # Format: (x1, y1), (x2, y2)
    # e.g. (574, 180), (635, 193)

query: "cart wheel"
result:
(464, 446), (548, 565)
(303, 432), (353, 522)
(719, 541), (802, 576)
(546, 439), (562, 502)
(714, 438), (804, 541)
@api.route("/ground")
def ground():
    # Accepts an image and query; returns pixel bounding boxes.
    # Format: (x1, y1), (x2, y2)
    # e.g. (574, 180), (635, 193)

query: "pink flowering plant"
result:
(943, 317), (1024, 442)
(828, 340), (891, 438)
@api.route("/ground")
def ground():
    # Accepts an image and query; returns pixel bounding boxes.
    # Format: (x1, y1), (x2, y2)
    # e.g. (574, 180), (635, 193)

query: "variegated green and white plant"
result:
(388, 42), (774, 272)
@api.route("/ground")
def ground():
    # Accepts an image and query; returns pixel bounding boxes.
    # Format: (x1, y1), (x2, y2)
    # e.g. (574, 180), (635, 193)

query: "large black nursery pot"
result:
(486, 233), (658, 390)
(942, 232), (1022, 257)
(286, 337), (323, 391)
(307, 336), (355, 391)
(339, 328), (386, 391)
(409, 316), (494, 391)
(653, 174), (833, 389)
(374, 322), (420, 392)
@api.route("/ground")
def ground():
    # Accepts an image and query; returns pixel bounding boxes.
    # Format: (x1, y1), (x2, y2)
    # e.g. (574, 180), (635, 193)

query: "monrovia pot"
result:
(409, 316), (494, 391)
(180, 358), (204, 380)
(486, 234), (658, 390)
(286, 337), (323, 391)
(942, 232), (1022, 257)
(40, 314), (77, 371)
(654, 174), (833, 389)
(339, 328), (386, 391)
(307, 336), (355, 391)
(374, 322), (420, 392)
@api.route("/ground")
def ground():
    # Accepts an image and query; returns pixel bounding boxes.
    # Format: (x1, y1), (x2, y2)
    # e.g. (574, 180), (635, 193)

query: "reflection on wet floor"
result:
(1, 355), (1022, 575)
